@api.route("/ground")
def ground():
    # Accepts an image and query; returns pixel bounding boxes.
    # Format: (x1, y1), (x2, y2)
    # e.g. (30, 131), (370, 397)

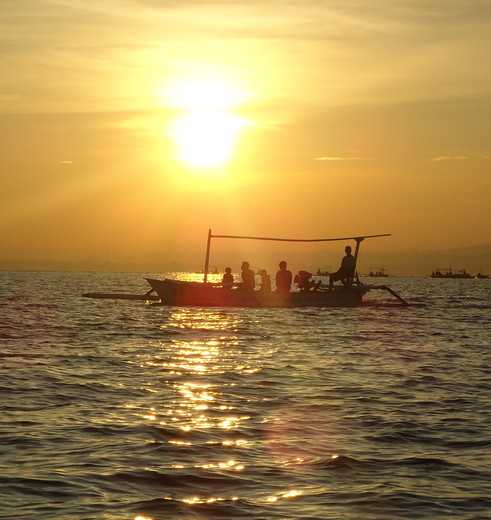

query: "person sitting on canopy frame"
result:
(329, 245), (356, 289)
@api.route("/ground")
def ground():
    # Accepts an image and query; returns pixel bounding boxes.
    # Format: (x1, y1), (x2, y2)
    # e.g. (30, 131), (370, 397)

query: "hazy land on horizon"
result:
(2, 243), (490, 278)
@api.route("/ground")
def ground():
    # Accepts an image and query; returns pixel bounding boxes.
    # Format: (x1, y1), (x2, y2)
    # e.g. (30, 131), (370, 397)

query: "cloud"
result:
(432, 156), (470, 161)
(315, 156), (373, 161)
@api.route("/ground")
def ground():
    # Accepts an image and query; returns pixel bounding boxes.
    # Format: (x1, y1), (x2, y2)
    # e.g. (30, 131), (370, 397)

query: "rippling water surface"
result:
(1, 271), (490, 519)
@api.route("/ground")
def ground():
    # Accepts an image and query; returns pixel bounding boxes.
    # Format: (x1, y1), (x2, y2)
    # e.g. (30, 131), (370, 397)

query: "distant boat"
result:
(195, 266), (219, 274)
(431, 268), (472, 279)
(368, 267), (389, 278)
(475, 266), (489, 279)
(316, 268), (330, 276)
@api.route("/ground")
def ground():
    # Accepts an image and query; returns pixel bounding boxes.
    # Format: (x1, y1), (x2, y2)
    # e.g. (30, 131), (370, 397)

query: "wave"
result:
(0, 475), (88, 500)
(128, 496), (253, 519)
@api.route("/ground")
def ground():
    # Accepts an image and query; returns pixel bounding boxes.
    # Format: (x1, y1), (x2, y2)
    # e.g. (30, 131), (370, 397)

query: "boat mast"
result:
(204, 228), (212, 283)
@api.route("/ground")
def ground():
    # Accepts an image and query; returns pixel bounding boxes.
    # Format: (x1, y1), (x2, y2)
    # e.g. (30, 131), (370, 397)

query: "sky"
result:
(1, 0), (490, 274)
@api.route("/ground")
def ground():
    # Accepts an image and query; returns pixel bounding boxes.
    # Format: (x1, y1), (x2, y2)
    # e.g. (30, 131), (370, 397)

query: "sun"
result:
(171, 111), (248, 169)
(165, 78), (250, 170)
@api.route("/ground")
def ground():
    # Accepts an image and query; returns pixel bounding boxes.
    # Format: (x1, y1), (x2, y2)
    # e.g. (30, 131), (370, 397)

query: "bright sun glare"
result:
(171, 112), (248, 169)
(166, 78), (250, 170)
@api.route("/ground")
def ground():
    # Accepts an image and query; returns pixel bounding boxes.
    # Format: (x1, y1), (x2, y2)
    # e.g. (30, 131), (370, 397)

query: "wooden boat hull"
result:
(145, 278), (366, 308)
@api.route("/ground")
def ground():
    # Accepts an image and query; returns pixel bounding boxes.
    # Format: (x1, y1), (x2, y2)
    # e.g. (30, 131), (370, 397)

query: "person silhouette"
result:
(294, 270), (321, 291)
(258, 269), (271, 292)
(275, 260), (292, 293)
(329, 246), (356, 289)
(240, 261), (255, 291)
(221, 267), (234, 289)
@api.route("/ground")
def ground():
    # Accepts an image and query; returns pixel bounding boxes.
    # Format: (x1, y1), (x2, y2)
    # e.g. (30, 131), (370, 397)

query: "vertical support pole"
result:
(204, 229), (212, 283)
(353, 237), (364, 270)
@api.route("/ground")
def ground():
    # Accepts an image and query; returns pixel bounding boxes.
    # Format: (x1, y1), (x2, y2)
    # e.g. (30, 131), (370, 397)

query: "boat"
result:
(475, 266), (489, 279)
(145, 277), (370, 308)
(194, 266), (219, 274)
(144, 230), (411, 308)
(431, 268), (473, 279)
(368, 267), (389, 277)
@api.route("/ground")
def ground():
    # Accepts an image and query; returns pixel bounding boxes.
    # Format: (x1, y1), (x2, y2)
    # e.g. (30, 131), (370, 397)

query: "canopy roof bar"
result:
(210, 232), (390, 243)
(203, 229), (390, 282)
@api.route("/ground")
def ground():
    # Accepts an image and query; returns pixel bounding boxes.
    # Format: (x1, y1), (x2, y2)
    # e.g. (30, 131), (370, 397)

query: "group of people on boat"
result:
(220, 245), (356, 292)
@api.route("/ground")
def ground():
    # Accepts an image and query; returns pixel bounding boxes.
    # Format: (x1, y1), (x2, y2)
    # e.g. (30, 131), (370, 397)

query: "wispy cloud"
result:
(316, 156), (374, 161)
(1, 0), (489, 115)
(432, 156), (470, 161)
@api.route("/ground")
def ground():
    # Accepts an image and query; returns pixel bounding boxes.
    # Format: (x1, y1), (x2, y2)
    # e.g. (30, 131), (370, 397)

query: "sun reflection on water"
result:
(136, 308), (263, 437)
(180, 496), (239, 505)
(163, 308), (241, 332)
(195, 459), (245, 471)
(131, 307), (284, 510)
(267, 489), (302, 502)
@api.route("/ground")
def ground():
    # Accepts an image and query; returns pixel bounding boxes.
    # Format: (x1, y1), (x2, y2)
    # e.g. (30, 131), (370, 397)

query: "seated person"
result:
(329, 246), (356, 288)
(240, 261), (256, 291)
(294, 271), (322, 291)
(258, 269), (271, 292)
(275, 260), (292, 293)
(221, 267), (234, 289)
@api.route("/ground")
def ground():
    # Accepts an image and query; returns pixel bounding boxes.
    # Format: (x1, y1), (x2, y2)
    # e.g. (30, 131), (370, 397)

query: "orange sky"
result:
(1, 1), (490, 273)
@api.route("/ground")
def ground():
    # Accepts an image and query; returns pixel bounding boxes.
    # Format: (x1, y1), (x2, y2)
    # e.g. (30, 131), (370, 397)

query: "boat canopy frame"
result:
(203, 229), (390, 283)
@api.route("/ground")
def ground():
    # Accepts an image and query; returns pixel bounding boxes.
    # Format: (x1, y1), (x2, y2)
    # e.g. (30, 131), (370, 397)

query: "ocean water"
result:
(1, 271), (490, 520)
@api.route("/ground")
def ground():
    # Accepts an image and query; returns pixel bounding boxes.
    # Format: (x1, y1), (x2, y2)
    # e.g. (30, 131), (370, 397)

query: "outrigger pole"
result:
(203, 229), (390, 283)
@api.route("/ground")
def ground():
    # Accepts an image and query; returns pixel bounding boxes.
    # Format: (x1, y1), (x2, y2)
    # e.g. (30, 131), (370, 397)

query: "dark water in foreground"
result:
(1, 272), (490, 520)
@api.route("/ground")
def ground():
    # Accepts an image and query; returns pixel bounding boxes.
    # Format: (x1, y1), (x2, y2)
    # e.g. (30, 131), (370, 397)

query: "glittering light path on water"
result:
(0, 272), (490, 519)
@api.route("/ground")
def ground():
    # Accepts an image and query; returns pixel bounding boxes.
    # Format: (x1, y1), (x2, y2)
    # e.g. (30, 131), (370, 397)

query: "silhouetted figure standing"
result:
(241, 261), (255, 291)
(222, 267), (234, 289)
(329, 246), (356, 289)
(276, 260), (292, 293)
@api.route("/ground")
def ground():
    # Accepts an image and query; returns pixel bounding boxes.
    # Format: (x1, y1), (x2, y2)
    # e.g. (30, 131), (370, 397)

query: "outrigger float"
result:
(84, 230), (413, 307)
